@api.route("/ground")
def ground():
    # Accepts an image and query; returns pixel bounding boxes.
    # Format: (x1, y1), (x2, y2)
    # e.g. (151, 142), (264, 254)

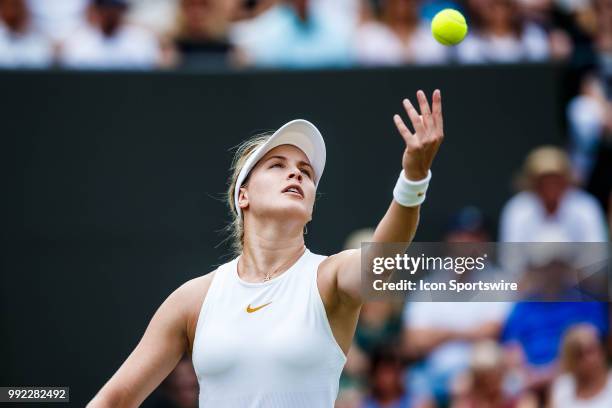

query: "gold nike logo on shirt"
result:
(246, 302), (272, 313)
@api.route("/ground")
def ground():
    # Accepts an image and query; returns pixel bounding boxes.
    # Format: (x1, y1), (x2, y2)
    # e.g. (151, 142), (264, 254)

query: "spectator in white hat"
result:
(499, 145), (608, 243)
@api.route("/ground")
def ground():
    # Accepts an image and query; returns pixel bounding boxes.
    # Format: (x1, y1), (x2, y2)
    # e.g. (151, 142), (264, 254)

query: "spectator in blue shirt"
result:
(501, 253), (609, 402)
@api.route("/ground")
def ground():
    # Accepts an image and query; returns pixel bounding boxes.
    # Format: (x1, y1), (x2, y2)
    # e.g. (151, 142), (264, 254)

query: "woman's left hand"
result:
(393, 89), (444, 181)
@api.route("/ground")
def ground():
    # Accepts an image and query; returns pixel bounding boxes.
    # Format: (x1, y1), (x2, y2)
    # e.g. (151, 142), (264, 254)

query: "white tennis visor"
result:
(233, 119), (326, 219)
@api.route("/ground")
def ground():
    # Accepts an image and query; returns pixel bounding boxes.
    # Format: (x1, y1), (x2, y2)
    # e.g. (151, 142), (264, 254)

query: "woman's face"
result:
(239, 144), (316, 224)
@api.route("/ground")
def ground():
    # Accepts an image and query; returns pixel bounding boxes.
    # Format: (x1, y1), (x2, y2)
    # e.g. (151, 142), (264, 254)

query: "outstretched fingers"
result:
(393, 114), (415, 146)
(416, 90), (434, 133)
(402, 98), (425, 141)
(432, 89), (444, 138)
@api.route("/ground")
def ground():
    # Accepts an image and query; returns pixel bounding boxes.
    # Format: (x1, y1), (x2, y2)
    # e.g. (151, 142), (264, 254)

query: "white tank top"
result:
(191, 248), (347, 407)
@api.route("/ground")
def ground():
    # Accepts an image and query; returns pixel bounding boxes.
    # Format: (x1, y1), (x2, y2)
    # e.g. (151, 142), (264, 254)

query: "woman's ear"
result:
(238, 187), (249, 210)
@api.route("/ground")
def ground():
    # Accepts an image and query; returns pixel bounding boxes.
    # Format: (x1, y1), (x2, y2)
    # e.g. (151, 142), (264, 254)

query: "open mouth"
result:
(282, 184), (304, 199)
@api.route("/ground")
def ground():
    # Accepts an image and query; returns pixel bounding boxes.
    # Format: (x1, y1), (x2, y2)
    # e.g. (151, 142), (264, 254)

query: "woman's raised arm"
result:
(372, 89), (444, 242)
(331, 90), (445, 306)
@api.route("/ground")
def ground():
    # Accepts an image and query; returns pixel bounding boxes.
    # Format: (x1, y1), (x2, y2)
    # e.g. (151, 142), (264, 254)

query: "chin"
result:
(272, 203), (311, 222)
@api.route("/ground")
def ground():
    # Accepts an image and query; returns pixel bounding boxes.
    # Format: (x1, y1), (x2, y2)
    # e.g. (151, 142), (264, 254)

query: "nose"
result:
(287, 167), (303, 182)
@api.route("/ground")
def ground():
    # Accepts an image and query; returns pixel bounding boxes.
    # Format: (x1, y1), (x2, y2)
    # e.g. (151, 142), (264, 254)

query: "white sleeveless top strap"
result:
(191, 248), (347, 407)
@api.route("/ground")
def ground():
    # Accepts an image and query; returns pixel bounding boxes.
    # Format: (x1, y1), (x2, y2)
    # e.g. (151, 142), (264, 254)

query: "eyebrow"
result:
(265, 155), (314, 171)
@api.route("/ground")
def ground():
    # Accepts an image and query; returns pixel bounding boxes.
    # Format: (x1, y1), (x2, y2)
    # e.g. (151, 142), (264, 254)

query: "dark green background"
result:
(0, 64), (563, 406)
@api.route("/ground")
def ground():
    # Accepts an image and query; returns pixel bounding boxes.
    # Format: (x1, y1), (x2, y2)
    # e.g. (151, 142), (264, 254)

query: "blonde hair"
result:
(225, 133), (273, 257)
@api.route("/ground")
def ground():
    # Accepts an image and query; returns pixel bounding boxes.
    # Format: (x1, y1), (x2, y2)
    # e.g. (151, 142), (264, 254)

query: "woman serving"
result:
(87, 90), (445, 408)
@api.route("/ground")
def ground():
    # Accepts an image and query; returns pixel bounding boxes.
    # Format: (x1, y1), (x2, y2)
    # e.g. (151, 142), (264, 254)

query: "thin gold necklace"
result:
(262, 246), (306, 282)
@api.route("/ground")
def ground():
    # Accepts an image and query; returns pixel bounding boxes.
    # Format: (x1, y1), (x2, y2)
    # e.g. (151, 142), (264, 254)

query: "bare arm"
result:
(87, 277), (208, 408)
(332, 90), (445, 306)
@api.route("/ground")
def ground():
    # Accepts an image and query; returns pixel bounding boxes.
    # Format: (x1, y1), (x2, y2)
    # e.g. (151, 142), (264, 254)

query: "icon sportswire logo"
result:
(246, 302), (272, 313)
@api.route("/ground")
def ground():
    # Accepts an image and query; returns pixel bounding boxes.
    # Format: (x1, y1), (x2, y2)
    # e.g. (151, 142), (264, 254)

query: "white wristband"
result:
(393, 170), (432, 207)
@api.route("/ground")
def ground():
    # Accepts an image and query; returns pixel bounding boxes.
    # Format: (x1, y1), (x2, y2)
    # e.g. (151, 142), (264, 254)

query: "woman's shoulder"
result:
(178, 257), (238, 302)
(181, 272), (216, 297)
(180, 271), (219, 354)
(181, 270), (221, 311)
(316, 249), (360, 298)
(317, 249), (356, 275)
(167, 274), (214, 322)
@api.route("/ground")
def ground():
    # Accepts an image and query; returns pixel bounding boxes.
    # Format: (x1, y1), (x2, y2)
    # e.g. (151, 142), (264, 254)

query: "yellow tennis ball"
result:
(431, 9), (468, 46)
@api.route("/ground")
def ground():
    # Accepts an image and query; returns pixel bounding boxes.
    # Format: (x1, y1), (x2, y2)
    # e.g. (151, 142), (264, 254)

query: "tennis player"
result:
(87, 89), (444, 407)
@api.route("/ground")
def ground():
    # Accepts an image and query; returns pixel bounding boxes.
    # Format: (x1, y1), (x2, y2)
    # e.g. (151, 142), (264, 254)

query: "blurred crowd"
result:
(144, 140), (611, 408)
(0, 0), (611, 70)
(331, 138), (610, 408)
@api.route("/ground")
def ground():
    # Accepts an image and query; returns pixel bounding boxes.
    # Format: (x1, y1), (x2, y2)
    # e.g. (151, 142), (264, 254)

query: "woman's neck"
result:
(239, 217), (306, 282)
